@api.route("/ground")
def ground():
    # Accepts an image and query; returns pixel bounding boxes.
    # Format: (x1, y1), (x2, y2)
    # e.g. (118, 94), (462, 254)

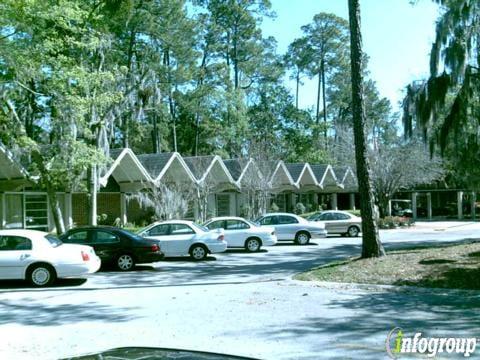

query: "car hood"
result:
(64, 346), (259, 359)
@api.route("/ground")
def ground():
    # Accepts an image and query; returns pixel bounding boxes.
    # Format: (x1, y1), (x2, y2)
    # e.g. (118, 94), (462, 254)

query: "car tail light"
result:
(151, 244), (160, 252)
(217, 234), (224, 241)
(81, 251), (90, 261)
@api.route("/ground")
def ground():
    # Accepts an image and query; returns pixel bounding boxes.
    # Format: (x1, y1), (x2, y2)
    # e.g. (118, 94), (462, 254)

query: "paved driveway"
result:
(0, 223), (479, 359)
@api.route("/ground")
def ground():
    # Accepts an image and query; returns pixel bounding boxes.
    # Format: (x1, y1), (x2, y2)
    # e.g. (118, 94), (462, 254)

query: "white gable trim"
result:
(100, 148), (152, 187)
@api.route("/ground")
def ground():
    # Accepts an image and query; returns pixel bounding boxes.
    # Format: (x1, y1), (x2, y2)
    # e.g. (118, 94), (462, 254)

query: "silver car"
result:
(255, 213), (327, 245)
(308, 210), (362, 237)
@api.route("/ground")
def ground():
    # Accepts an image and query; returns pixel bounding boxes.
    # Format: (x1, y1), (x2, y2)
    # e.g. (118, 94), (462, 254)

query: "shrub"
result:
(377, 216), (414, 229)
(294, 202), (306, 215)
(270, 202), (280, 212)
(97, 213), (109, 225)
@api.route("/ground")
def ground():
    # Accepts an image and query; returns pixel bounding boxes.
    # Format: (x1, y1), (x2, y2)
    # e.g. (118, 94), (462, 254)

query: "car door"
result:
(91, 230), (121, 261)
(318, 213), (335, 234)
(224, 220), (250, 247)
(63, 229), (93, 250)
(258, 216), (280, 238)
(334, 212), (351, 233)
(276, 215), (300, 240)
(142, 224), (174, 256)
(167, 224), (197, 255)
(0, 235), (33, 279)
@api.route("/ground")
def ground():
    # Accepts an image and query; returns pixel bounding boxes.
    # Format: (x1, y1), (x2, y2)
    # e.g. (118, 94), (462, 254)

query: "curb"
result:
(286, 278), (480, 297)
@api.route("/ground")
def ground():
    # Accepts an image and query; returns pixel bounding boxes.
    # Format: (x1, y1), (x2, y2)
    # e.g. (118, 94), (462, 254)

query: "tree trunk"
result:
(321, 59), (328, 149)
(47, 184), (65, 235)
(122, 121), (129, 148)
(295, 70), (300, 109)
(348, 0), (385, 258)
(316, 70), (321, 124)
(233, 23), (239, 89)
(164, 49), (177, 152)
(87, 164), (98, 226)
(194, 112), (200, 156)
(122, 30), (136, 149)
(152, 113), (160, 153)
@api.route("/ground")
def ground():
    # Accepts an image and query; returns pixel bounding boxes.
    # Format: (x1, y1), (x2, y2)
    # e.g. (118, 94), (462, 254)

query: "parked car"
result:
(254, 213), (327, 245)
(138, 220), (227, 260)
(204, 216), (277, 252)
(307, 210), (362, 237)
(0, 229), (100, 287)
(59, 226), (164, 271)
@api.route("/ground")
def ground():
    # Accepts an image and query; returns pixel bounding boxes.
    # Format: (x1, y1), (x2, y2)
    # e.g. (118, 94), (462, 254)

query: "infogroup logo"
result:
(385, 327), (478, 358)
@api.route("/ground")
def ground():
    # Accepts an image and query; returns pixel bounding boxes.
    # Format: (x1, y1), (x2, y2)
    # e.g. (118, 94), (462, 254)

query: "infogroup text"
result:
(386, 327), (477, 358)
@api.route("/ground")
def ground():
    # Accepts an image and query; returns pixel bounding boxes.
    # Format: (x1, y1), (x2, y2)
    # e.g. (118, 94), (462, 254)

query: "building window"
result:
(24, 194), (49, 231)
(5, 194), (23, 229)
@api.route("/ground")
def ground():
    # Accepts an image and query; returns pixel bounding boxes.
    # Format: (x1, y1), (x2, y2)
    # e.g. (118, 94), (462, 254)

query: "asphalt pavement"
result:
(1, 222), (479, 360)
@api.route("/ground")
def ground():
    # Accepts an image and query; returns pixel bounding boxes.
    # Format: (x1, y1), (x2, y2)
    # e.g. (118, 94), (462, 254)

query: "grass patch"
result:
(295, 242), (480, 290)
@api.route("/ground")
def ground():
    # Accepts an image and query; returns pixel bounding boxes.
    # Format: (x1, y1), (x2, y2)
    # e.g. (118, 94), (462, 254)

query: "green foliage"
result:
(403, 0), (480, 189)
(294, 202), (306, 215)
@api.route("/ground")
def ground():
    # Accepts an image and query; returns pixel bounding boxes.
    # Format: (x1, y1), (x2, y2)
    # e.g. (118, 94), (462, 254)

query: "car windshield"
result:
(307, 213), (320, 220)
(136, 225), (152, 235)
(45, 234), (62, 248)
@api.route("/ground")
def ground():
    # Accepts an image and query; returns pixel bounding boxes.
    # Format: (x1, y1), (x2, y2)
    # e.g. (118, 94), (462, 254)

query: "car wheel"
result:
(190, 245), (207, 260)
(28, 264), (56, 287)
(295, 232), (310, 245)
(245, 238), (261, 252)
(117, 254), (135, 271)
(347, 226), (360, 237)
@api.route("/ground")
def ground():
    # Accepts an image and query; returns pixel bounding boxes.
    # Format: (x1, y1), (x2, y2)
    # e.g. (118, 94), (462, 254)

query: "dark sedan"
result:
(59, 226), (164, 271)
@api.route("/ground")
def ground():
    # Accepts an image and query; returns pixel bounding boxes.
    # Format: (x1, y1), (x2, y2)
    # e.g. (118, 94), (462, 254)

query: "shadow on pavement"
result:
(0, 297), (140, 326)
(0, 278), (87, 290)
(258, 285), (480, 358)
(225, 249), (268, 254)
(274, 242), (319, 247)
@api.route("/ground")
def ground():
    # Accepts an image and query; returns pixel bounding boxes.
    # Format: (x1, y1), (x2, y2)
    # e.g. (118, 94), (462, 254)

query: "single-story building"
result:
(1, 144), (474, 232)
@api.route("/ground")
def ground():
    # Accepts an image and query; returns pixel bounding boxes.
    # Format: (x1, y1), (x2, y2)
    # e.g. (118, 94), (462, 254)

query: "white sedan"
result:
(139, 220), (227, 260)
(0, 229), (101, 287)
(255, 213), (328, 245)
(204, 216), (277, 252)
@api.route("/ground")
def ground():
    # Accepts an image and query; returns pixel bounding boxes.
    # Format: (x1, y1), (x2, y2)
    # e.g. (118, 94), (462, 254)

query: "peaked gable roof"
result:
(310, 164), (328, 184)
(183, 156), (216, 181)
(311, 164), (340, 188)
(100, 148), (152, 187)
(285, 163), (305, 183)
(223, 158), (251, 182)
(137, 152), (176, 180)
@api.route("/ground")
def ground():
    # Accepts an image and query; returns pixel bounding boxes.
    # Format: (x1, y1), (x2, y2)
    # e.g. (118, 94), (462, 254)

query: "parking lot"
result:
(2, 223), (479, 292)
(1, 223), (480, 360)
